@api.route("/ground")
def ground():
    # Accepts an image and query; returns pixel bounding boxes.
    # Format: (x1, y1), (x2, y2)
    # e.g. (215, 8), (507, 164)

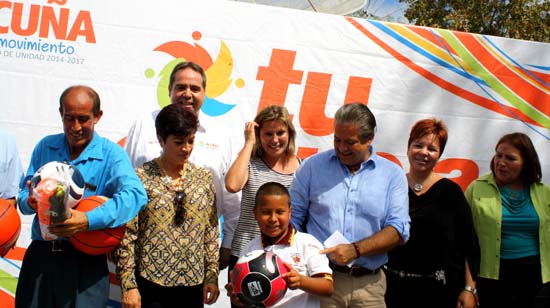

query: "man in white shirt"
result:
(124, 61), (240, 270)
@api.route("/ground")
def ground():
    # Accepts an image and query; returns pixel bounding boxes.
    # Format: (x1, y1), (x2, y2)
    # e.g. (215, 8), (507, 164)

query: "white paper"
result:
(323, 230), (355, 267)
(323, 230), (350, 247)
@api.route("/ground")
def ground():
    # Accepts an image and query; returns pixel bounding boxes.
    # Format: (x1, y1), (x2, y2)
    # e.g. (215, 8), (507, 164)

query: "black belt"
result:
(32, 239), (75, 253)
(329, 262), (380, 277)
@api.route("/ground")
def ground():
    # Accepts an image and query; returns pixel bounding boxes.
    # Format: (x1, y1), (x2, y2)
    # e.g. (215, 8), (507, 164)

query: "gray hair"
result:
(334, 103), (376, 142)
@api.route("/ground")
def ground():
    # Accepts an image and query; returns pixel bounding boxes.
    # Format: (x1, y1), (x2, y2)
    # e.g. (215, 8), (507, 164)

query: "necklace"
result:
(158, 156), (186, 186)
(409, 172), (432, 193)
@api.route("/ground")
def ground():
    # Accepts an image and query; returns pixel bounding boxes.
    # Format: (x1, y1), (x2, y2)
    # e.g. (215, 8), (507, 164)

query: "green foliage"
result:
(400, 0), (550, 43)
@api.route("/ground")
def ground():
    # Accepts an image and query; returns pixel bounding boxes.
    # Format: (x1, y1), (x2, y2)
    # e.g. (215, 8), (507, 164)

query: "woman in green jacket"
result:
(465, 132), (550, 308)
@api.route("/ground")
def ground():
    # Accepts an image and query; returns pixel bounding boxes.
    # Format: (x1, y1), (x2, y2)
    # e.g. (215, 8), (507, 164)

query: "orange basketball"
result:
(0, 198), (21, 257)
(70, 196), (126, 255)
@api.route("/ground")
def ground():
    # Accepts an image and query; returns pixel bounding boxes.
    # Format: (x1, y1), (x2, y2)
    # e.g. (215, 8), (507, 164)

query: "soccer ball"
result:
(231, 250), (288, 307)
(30, 161), (85, 209)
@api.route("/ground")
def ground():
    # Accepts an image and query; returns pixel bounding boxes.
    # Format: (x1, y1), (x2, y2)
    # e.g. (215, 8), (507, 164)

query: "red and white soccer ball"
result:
(231, 250), (289, 307)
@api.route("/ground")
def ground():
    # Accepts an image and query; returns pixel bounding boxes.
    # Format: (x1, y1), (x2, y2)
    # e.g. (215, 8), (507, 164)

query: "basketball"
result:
(69, 196), (126, 255)
(231, 250), (288, 307)
(0, 198), (21, 257)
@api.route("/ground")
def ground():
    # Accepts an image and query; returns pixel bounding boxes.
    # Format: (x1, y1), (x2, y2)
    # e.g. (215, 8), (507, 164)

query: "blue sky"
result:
(231, 0), (408, 21)
(365, 0), (409, 23)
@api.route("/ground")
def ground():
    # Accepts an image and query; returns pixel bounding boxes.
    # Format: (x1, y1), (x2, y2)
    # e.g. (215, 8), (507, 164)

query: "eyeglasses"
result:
(174, 190), (186, 226)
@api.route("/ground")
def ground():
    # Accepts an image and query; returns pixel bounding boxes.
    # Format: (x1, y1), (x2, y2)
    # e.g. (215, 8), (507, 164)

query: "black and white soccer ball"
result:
(231, 250), (288, 307)
(30, 161), (85, 208)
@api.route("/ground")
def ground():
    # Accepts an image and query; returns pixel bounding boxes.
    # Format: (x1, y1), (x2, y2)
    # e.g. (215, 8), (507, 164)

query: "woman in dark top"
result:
(385, 118), (480, 308)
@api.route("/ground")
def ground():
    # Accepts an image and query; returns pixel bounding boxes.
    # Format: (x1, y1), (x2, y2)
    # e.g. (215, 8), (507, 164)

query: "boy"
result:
(226, 182), (333, 308)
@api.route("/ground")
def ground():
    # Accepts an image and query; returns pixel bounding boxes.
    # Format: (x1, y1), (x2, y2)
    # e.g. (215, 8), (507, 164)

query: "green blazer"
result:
(465, 173), (550, 283)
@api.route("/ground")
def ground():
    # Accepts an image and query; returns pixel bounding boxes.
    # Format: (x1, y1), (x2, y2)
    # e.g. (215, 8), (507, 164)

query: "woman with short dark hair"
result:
(385, 118), (480, 308)
(115, 104), (219, 308)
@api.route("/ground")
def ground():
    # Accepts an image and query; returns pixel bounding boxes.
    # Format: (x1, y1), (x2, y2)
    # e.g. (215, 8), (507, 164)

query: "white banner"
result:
(1, 0), (549, 307)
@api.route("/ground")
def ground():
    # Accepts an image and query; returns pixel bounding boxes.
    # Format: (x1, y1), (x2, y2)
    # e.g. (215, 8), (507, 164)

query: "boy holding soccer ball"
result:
(226, 182), (333, 308)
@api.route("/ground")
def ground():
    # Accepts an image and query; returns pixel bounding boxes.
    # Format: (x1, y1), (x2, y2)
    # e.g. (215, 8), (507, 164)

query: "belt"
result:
(383, 265), (446, 285)
(32, 240), (75, 253)
(329, 262), (380, 277)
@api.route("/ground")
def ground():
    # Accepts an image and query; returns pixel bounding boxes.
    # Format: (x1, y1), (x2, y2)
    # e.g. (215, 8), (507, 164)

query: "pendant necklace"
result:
(410, 173), (432, 193)
(158, 156), (172, 185)
(158, 156), (186, 186)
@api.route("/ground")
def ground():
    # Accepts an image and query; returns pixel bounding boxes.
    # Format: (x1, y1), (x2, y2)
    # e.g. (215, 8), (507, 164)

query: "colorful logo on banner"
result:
(347, 18), (550, 140)
(144, 31), (241, 116)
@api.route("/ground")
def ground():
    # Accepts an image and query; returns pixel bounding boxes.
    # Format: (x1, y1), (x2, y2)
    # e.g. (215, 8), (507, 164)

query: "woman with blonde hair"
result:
(225, 105), (301, 277)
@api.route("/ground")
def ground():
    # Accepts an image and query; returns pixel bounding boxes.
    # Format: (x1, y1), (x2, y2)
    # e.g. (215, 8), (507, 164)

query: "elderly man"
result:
(16, 85), (147, 308)
(290, 103), (410, 308)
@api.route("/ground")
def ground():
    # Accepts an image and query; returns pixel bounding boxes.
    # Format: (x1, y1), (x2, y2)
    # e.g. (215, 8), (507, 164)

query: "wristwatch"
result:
(463, 285), (477, 296)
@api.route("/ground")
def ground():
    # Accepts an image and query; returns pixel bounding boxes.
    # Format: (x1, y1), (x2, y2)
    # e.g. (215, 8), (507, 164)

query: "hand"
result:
(203, 283), (219, 304)
(320, 243), (356, 265)
(243, 121), (258, 145)
(121, 288), (141, 308)
(219, 247), (231, 270)
(282, 262), (302, 290)
(457, 289), (478, 308)
(25, 180), (38, 210)
(225, 282), (245, 307)
(48, 208), (89, 238)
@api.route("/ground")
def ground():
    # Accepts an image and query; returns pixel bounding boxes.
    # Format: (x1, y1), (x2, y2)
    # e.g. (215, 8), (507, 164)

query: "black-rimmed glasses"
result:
(174, 190), (186, 226)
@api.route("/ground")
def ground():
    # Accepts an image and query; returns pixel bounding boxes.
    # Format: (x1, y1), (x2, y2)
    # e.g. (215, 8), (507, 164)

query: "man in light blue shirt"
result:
(0, 127), (23, 207)
(16, 85), (147, 308)
(290, 103), (410, 308)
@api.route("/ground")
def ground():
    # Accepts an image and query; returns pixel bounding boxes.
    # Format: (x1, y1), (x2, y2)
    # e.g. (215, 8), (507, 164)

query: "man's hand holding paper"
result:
(320, 230), (357, 267)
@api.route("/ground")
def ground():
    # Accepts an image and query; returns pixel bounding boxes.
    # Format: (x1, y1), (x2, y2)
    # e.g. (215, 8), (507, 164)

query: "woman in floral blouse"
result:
(115, 104), (219, 308)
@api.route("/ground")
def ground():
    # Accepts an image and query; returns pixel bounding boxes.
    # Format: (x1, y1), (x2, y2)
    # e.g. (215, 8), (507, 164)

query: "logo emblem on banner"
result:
(145, 31), (241, 117)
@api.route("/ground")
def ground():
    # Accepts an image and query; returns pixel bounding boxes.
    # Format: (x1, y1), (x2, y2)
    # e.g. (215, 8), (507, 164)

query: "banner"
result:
(1, 0), (549, 306)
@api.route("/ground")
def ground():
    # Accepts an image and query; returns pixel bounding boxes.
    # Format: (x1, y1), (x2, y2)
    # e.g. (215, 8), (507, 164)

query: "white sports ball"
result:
(30, 161), (85, 208)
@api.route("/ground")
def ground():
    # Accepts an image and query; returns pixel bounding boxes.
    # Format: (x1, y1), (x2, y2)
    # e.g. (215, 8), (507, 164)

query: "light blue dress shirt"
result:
(0, 128), (23, 199)
(18, 132), (147, 241)
(290, 147), (410, 270)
